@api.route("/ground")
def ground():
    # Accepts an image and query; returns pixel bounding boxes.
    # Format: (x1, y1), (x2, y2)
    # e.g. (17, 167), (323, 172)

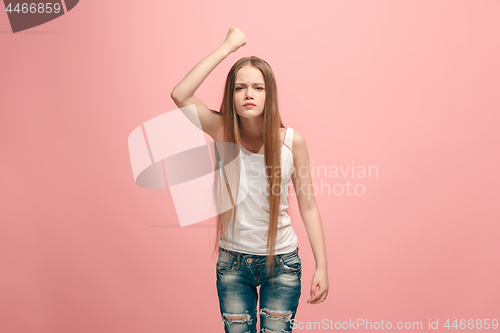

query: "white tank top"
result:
(219, 127), (299, 255)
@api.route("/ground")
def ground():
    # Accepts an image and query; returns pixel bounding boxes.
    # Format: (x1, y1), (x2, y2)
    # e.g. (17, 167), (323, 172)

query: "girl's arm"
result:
(291, 130), (329, 304)
(171, 26), (246, 139)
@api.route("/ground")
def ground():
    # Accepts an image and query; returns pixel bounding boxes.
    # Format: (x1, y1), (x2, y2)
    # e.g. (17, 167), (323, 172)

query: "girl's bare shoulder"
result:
(290, 128), (309, 162)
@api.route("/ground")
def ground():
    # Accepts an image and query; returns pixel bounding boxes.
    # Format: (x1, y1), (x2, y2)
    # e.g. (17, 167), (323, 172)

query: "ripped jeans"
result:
(216, 246), (302, 333)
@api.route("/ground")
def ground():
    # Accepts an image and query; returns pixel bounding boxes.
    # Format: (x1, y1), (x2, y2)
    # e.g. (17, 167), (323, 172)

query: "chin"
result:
(238, 109), (263, 117)
(240, 114), (262, 118)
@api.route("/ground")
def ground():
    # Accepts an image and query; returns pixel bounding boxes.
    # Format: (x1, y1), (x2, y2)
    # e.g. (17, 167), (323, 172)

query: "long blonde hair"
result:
(211, 56), (290, 281)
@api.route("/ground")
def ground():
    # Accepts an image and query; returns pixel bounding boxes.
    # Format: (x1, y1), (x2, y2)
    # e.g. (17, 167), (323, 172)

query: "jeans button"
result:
(246, 258), (252, 264)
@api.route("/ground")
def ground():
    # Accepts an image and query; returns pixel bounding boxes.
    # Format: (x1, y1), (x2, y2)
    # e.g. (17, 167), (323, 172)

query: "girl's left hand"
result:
(307, 268), (329, 304)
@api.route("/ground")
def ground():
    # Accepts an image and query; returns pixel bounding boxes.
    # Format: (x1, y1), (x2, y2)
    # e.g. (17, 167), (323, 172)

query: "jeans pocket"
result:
(217, 250), (234, 272)
(281, 252), (301, 272)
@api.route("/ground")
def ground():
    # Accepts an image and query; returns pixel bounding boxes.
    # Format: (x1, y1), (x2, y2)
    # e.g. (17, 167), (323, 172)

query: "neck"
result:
(239, 117), (264, 143)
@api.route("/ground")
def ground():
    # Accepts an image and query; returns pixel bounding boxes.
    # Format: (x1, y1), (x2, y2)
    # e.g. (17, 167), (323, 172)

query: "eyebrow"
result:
(235, 82), (265, 85)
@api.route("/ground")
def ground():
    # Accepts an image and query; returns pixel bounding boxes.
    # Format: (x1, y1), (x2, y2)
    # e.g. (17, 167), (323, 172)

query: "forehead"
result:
(235, 66), (264, 84)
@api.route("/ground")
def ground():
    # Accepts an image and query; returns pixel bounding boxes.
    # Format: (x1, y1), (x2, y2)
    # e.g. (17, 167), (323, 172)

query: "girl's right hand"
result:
(222, 26), (246, 53)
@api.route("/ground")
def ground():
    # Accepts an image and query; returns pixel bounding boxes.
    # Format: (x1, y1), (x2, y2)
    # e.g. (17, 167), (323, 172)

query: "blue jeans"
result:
(216, 246), (302, 333)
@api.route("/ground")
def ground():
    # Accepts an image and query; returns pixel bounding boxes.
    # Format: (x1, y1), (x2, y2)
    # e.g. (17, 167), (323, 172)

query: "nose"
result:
(245, 89), (253, 99)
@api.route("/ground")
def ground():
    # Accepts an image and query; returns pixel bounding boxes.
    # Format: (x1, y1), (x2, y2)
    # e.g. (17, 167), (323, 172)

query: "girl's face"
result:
(234, 65), (266, 118)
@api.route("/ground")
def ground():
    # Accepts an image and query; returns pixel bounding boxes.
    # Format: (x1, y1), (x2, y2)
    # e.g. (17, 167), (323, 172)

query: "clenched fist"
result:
(222, 26), (246, 53)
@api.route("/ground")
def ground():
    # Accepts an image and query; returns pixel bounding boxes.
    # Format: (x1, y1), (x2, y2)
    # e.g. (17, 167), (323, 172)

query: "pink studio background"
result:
(1, 1), (499, 332)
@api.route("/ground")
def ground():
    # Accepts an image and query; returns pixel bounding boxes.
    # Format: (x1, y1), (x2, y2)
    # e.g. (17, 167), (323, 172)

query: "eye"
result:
(256, 87), (264, 90)
(235, 87), (242, 90)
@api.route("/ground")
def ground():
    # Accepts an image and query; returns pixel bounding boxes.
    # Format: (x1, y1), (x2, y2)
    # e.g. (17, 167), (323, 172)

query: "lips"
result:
(243, 103), (256, 107)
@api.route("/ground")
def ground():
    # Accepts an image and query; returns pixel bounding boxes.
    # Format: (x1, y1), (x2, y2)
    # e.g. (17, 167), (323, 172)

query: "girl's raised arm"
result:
(170, 26), (246, 140)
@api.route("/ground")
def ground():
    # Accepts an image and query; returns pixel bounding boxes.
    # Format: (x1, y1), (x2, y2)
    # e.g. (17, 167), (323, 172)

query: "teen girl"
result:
(171, 26), (328, 333)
